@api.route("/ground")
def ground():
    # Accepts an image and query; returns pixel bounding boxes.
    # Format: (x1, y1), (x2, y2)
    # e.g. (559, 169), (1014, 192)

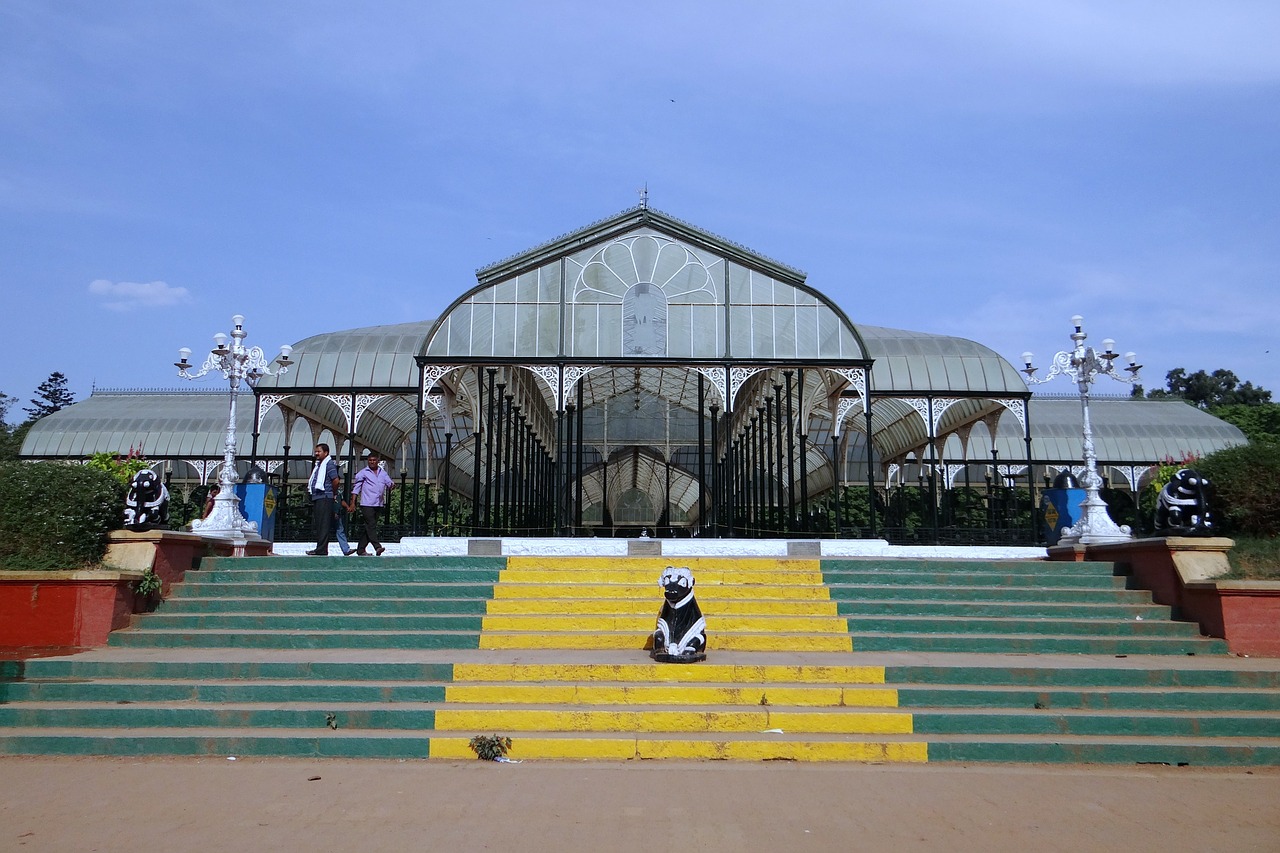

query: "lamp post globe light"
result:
(175, 314), (293, 539)
(1021, 315), (1142, 546)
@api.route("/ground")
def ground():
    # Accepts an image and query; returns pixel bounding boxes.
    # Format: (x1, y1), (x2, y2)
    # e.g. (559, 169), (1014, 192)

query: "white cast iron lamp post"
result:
(1021, 314), (1141, 545)
(175, 314), (293, 538)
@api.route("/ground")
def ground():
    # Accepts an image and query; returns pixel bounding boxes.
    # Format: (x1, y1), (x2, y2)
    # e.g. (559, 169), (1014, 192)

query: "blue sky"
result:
(3, 1), (1278, 418)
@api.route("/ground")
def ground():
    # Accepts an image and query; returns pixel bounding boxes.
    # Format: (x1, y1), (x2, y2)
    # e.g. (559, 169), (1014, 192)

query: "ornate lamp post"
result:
(1021, 314), (1141, 545)
(175, 314), (293, 538)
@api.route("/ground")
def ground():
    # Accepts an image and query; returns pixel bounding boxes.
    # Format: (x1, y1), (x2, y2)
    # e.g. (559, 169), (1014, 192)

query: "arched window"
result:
(622, 282), (668, 356)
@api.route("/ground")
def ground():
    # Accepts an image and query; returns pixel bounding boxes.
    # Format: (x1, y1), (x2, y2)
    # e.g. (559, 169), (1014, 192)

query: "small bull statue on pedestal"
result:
(123, 470), (170, 532)
(1154, 468), (1215, 536)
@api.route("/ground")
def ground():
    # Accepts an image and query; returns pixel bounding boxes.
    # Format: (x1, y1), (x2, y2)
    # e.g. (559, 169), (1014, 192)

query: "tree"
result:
(24, 372), (76, 420)
(1210, 403), (1280, 444)
(1144, 368), (1271, 409)
(0, 392), (16, 460)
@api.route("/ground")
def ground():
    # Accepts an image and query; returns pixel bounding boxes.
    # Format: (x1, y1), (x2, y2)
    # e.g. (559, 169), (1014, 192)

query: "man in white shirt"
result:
(352, 452), (396, 556)
(305, 443), (342, 556)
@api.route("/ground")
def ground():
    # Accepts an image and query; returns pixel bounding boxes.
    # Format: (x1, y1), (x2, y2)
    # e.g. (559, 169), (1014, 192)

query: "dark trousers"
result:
(357, 505), (383, 553)
(312, 497), (334, 552)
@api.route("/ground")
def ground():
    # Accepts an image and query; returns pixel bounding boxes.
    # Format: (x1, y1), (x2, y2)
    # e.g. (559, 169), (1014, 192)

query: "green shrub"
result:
(85, 450), (152, 487)
(1197, 441), (1280, 538)
(0, 461), (123, 570)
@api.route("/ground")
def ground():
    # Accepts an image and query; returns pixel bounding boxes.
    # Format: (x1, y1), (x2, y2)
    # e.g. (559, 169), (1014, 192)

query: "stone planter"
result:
(0, 569), (144, 655)
(1, 529), (272, 657)
(1048, 536), (1280, 657)
(1181, 581), (1280, 658)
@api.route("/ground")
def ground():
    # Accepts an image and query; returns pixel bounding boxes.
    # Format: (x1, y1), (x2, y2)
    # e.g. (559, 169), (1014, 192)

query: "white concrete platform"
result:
(271, 537), (1047, 560)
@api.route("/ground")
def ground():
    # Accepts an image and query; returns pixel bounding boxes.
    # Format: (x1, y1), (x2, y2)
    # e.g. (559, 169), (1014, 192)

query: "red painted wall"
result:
(0, 579), (134, 652)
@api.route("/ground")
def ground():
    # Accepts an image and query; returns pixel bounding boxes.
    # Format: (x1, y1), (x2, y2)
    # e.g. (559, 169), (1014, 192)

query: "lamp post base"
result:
(1057, 493), (1132, 546)
(192, 490), (260, 539)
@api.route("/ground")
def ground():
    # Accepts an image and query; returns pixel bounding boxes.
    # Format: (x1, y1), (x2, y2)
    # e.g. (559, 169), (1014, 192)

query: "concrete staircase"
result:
(1, 553), (1277, 764)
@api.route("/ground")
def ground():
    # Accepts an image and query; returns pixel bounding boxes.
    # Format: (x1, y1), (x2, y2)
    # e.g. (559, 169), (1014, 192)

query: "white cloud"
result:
(88, 279), (191, 311)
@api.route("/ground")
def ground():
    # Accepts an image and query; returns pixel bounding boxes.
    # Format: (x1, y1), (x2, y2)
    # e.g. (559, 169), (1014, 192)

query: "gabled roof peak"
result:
(475, 205), (806, 285)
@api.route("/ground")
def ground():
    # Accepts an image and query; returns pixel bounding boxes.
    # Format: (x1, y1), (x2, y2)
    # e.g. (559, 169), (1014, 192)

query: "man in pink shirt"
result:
(351, 452), (396, 556)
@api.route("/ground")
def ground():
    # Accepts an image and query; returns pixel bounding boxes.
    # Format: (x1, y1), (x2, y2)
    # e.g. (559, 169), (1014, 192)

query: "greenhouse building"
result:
(21, 207), (1247, 544)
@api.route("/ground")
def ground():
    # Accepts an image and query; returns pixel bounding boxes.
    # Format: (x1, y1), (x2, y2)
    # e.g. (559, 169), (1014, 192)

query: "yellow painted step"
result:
(478, 632), (855, 652)
(496, 569), (824, 585)
(433, 708), (913, 734)
(451, 663), (887, 684)
(480, 614), (848, 633)
(444, 684), (900, 707)
(505, 557), (822, 573)
(428, 736), (928, 762)
(485, 598), (840, 616)
(492, 584), (833, 601)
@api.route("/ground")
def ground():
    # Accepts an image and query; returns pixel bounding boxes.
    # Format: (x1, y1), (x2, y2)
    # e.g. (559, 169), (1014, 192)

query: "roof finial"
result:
(638, 182), (649, 210)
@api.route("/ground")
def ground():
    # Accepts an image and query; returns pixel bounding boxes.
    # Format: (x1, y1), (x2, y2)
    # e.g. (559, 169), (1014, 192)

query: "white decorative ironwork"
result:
(886, 462), (901, 487)
(526, 364), (564, 410)
(728, 366), (766, 412)
(1114, 464), (1153, 493)
(692, 365), (728, 410)
(265, 460), (282, 474)
(1022, 315), (1142, 545)
(419, 364), (457, 410)
(256, 393), (290, 424)
(833, 396), (864, 437)
(997, 464), (1027, 485)
(182, 459), (217, 486)
(352, 394), (382, 433)
(928, 397), (963, 435)
(943, 463), (968, 489)
(563, 365), (600, 408)
(902, 397), (932, 432)
(320, 394), (354, 433)
(990, 397), (1028, 431)
(174, 314), (292, 538)
(823, 366), (866, 400)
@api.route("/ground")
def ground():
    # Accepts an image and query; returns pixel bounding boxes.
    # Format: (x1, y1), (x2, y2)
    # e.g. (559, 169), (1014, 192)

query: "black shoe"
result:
(305, 549), (326, 556)
(356, 551), (369, 556)
(342, 550), (354, 556)
(375, 546), (386, 556)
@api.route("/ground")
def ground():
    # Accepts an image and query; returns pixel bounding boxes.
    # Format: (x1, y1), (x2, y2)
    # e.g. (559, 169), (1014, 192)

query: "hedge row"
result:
(1198, 441), (1280, 538)
(0, 462), (123, 570)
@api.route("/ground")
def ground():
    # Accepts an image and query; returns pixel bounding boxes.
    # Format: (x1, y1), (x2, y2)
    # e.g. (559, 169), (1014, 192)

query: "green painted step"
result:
(826, 585), (1158, 603)
(886, 665), (1280, 689)
(908, 709), (1279, 738)
(107, 631), (482, 650)
(205, 556), (506, 570)
(820, 559), (1119, 574)
(852, 633), (1227, 655)
(192, 569), (502, 583)
(896, 686), (1280, 712)
(166, 583), (497, 598)
(0, 680), (447, 703)
(136, 614), (484, 631)
(821, 571), (1128, 589)
(836, 600), (1173, 619)
(843, 616), (1204, 638)
(2, 661), (455, 681)
(159, 597), (493, 615)
(0, 705), (438, 729)
(0, 730), (435, 758)
(924, 739), (1280, 766)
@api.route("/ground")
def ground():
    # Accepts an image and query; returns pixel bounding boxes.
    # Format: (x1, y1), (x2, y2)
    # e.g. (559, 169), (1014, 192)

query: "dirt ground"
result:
(1, 758), (1277, 852)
